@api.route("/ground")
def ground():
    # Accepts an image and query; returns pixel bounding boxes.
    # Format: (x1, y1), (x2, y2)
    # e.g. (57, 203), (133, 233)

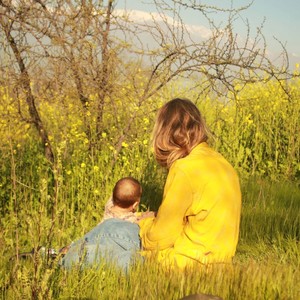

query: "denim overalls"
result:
(62, 218), (141, 271)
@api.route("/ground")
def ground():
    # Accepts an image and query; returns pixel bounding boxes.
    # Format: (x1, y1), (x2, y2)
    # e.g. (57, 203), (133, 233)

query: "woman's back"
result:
(140, 142), (241, 268)
(169, 142), (241, 264)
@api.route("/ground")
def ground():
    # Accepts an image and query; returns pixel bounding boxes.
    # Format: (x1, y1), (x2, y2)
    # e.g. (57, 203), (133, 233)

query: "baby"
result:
(61, 177), (151, 270)
(102, 176), (142, 223)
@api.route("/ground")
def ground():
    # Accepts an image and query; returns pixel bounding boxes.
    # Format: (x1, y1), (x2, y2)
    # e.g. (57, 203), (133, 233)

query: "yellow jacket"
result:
(139, 142), (241, 268)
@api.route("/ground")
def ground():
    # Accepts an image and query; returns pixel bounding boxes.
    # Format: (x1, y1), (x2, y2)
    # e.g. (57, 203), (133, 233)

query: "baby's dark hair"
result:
(112, 177), (142, 208)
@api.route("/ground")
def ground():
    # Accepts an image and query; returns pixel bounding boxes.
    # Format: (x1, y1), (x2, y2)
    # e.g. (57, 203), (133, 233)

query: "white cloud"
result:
(114, 9), (211, 39)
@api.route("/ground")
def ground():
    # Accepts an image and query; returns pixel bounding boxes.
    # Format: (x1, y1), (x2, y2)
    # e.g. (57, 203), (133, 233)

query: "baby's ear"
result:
(132, 201), (139, 210)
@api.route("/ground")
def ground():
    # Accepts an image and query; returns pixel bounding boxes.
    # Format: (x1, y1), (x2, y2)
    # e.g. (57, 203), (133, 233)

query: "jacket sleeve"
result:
(139, 166), (193, 250)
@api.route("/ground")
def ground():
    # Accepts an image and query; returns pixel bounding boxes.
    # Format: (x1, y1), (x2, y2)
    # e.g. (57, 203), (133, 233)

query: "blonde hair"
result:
(112, 177), (142, 208)
(152, 98), (209, 168)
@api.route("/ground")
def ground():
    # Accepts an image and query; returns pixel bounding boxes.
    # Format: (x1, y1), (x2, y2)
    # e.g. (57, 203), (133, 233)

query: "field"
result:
(0, 79), (299, 299)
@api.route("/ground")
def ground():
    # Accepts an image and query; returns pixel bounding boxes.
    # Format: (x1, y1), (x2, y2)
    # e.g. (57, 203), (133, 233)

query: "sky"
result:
(236, 0), (300, 62)
(116, 0), (300, 68)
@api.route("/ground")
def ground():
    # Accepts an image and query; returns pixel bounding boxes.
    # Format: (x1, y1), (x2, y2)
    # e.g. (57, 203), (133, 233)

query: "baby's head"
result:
(112, 177), (142, 212)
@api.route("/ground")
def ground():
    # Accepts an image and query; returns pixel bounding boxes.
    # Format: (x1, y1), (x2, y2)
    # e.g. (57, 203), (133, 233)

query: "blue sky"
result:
(116, 0), (300, 67)
(237, 0), (300, 61)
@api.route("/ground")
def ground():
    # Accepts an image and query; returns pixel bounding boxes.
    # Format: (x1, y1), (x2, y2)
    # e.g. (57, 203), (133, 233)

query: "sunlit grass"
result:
(0, 79), (299, 299)
(0, 169), (299, 299)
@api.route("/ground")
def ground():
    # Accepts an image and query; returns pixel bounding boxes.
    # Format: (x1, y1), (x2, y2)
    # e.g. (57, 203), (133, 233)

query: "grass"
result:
(0, 127), (299, 299)
(0, 49), (299, 300)
(0, 172), (299, 299)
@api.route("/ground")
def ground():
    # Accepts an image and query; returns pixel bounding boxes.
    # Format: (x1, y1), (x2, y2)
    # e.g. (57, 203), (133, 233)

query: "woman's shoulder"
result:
(173, 143), (215, 167)
(173, 143), (236, 176)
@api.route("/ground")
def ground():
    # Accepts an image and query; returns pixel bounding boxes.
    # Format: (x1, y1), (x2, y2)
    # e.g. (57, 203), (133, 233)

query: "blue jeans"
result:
(61, 218), (141, 271)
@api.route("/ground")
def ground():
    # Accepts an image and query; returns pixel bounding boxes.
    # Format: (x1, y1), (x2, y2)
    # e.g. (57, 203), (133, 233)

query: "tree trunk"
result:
(2, 22), (55, 164)
(96, 0), (113, 140)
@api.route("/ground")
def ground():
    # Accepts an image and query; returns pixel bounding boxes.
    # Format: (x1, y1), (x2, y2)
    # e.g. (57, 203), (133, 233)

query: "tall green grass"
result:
(0, 79), (299, 299)
(0, 166), (299, 299)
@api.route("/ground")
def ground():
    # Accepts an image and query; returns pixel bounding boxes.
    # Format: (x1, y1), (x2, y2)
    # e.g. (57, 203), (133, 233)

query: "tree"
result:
(0, 1), (55, 163)
(0, 0), (295, 162)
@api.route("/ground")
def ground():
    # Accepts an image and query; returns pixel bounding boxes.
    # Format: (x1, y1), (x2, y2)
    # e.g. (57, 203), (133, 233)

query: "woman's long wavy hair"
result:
(152, 98), (209, 168)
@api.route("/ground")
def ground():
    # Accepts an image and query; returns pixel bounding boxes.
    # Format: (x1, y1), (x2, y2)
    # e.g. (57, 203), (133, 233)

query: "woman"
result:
(139, 98), (241, 268)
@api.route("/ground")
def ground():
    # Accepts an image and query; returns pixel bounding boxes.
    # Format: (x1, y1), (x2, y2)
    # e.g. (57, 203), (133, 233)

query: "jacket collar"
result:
(190, 142), (209, 154)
